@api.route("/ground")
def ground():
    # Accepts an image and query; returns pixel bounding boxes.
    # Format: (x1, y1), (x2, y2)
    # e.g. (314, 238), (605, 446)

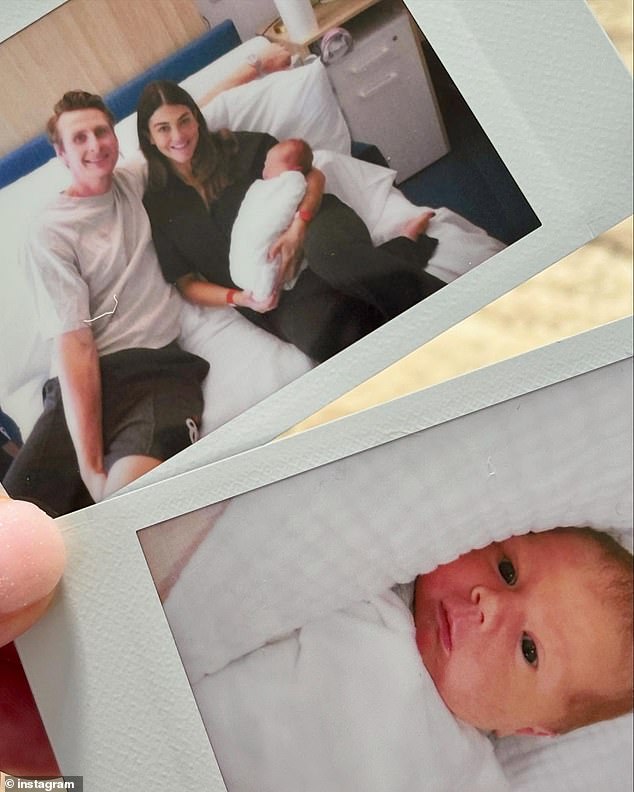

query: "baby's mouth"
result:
(438, 601), (452, 655)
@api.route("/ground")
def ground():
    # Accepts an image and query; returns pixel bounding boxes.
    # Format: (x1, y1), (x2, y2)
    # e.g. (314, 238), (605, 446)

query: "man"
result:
(3, 44), (295, 516)
(3, 91), (209, 515)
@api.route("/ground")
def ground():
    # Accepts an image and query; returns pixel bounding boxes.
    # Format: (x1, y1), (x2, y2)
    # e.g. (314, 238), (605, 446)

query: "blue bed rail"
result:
(0, 20), (241, 190)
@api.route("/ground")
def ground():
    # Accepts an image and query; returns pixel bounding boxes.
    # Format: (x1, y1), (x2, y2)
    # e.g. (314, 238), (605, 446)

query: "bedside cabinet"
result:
(321, 0), (449, 183)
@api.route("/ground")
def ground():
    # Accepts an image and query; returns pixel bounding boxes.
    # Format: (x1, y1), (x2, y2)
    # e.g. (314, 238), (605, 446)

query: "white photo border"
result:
(16, 316), (633, 789)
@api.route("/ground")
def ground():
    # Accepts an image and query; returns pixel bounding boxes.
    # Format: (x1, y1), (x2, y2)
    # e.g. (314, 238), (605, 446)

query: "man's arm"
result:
(55, 328), (107, 502)
(197, 43), (291, 107)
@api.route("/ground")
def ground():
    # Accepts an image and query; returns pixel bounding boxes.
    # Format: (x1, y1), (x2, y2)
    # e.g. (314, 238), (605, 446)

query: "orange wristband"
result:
(226, 288), (238, 305)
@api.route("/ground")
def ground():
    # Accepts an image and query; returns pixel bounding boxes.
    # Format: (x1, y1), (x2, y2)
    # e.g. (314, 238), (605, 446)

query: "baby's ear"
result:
(513, 726), (557, 737)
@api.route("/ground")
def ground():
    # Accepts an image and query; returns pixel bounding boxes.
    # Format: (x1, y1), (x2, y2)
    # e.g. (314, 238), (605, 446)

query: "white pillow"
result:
(494, 715), (633, 792)
(312, 148), (396, 236)
(0, 157), (66, 405)
(202, 57), (351, 154)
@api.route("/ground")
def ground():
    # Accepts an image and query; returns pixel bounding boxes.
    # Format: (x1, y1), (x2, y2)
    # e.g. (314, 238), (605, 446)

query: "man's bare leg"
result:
(103, 455), (162, 497)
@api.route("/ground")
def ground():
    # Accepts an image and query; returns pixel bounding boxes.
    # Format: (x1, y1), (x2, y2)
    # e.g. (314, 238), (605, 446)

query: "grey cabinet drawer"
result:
(324, 2), (449, 182)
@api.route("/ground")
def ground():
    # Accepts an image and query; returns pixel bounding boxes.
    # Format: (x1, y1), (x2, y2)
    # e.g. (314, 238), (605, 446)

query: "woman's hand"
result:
(0, 494), (65, 777)
(268, 219), (306, 287)
(234, 289), (279, 314)
(260, 43), (292, 75)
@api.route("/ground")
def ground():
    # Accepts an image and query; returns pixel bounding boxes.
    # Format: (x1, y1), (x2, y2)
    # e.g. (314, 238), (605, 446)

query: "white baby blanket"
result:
(229, 170), (307, 300)
(195, 590), (509, 792)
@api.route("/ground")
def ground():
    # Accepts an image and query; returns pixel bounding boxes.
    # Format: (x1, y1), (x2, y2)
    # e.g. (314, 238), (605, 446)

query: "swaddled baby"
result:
(229, 139), (313, 300)
(229, 138), (437, 301)
(193, 526), (633, 791)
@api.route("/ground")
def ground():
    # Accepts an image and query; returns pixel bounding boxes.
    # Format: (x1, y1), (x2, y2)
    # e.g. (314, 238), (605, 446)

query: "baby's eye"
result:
(521, 633), (538, 667)
(498, 557), (517, 586)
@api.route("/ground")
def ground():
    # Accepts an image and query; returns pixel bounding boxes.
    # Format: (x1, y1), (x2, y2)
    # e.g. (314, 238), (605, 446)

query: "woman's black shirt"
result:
(143, 131), (277, 288)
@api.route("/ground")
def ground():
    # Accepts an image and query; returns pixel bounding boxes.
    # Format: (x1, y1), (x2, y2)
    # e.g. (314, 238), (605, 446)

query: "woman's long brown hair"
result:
(137, 80), (238, 201)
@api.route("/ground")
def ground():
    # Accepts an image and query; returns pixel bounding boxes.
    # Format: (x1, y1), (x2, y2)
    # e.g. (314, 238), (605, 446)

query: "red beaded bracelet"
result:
(226, 288), (238, 305)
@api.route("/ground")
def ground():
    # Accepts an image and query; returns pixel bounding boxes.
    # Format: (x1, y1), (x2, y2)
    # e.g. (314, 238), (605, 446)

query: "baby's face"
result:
(414, 531), (625, 736)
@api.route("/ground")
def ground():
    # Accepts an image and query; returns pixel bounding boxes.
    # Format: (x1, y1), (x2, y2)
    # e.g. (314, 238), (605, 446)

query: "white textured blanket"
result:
(229, 170), (307, 300)
(195, 590), (509, 792)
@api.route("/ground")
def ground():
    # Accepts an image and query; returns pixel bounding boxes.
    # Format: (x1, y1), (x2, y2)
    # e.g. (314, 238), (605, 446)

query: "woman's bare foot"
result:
(402, 210), (436, 241)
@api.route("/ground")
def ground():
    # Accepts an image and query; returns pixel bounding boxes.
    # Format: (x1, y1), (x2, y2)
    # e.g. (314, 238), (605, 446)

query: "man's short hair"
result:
(47, 90), (115, 147)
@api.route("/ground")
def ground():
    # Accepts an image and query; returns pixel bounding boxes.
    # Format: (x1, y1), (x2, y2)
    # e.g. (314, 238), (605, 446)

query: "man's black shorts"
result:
(2, 342), (209, 516)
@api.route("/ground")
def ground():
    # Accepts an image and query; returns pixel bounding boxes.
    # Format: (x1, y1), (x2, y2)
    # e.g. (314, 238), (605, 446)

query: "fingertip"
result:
(0, 497), (66, 618)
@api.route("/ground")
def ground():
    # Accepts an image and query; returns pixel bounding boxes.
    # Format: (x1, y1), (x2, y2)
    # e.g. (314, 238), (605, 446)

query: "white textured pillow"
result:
(312, 148), (396, 236)
(0, 157), (66, 410)
(202, 58), (351, 154)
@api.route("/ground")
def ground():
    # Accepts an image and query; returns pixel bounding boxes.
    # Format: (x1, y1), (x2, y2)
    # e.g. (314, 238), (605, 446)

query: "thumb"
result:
(0, 493), (66, 647)
(267, 240), (282, 261)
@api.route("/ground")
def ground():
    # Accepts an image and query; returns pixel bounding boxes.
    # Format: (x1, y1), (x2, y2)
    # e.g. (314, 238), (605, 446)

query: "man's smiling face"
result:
(55, 108), (119, 196)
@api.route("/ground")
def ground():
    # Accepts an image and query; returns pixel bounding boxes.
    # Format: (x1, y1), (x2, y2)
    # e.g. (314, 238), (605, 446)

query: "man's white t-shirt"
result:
(28, 160), (182, 375)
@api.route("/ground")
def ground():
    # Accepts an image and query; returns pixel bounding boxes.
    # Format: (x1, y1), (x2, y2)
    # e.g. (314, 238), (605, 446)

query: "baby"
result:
(194, 526), (633, 791)
(229, 139), (313, 301)
(229, 138), (438, 301)
(414, 526), (633, 737)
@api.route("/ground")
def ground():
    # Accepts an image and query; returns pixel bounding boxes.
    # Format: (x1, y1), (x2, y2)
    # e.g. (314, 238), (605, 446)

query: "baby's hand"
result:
(0, 494), (65, 776)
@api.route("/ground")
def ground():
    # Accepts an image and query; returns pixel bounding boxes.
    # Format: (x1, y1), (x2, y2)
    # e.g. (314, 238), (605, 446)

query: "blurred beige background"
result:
(287, 0), (633, 435)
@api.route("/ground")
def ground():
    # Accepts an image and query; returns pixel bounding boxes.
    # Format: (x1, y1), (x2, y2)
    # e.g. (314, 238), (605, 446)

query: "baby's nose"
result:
(470, 585), (503, 629)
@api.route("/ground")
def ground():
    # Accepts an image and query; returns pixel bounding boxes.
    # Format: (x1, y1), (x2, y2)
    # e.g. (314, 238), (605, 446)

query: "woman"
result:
(137, 73), (443, 362)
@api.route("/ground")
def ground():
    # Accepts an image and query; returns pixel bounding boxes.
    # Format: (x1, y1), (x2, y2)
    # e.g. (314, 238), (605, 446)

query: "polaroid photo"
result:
(15, 316), (633, 790)
(0, 0), (631, 517)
